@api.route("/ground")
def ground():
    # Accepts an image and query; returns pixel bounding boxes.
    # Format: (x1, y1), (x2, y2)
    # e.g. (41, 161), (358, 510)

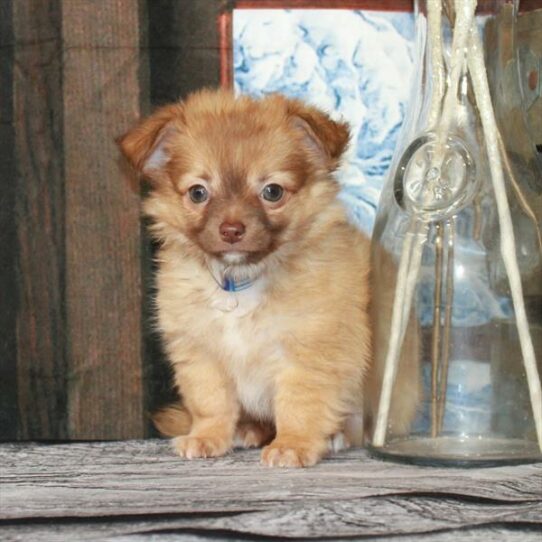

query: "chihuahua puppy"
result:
(118, 89), (373, 467)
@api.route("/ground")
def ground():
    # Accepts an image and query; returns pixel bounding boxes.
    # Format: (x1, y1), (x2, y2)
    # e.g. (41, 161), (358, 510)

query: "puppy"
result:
(117, 89), (372, 467)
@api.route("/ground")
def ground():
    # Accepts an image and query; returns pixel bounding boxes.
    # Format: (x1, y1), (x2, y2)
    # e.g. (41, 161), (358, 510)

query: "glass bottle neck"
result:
(405, 0), (519, 140)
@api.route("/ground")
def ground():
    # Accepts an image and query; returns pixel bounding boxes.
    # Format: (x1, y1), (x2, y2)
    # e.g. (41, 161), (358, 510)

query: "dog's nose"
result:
(219, 221), (246, 244)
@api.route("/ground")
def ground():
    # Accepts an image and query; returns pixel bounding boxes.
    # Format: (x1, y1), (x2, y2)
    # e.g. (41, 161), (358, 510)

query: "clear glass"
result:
(368, 0), (542, 465)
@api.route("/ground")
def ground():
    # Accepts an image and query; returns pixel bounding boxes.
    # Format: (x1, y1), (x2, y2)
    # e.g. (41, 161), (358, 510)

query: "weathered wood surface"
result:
(0, 0), (18, 441)
(0, 441), (540, 540)
(97, 530), (542, 542)
(1, 0), (148, 441)
(148, 0), (220, 106)
(61, 0), (144, 440)
(8, 0), (67, 440)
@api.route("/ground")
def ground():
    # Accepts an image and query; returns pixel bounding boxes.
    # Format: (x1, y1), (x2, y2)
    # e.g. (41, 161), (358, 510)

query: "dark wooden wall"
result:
(0, 0), (220, 441)
(0, 0), (18, 441)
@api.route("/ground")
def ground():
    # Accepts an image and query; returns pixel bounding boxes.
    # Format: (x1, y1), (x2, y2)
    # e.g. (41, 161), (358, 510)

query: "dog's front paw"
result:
(261, 439), (325, 468)
(172, 435), (230, 459)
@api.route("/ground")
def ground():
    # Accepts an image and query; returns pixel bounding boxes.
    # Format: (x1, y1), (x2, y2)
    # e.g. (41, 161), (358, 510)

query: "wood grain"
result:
(61, 0), (144, 439)
(148, 0), (221, 105)
(11, 0), (67, 440)
(0, 0), (18, 440)
(0, 441), (540, 540)
(1, 507), (541, 541)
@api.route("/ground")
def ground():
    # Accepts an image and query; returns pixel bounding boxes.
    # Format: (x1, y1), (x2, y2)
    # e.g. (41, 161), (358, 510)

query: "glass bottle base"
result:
(367, 435), (542, 468)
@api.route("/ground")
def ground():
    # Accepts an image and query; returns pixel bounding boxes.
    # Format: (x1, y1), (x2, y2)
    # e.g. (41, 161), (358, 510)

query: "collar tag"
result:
(222, 276), (253, 292)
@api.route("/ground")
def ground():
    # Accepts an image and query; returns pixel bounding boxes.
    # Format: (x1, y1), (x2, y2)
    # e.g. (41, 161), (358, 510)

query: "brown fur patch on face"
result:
(117, 89), (351, 263)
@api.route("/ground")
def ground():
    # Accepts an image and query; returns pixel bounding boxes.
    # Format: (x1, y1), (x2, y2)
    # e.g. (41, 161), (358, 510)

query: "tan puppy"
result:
(118, 89), (372, 467)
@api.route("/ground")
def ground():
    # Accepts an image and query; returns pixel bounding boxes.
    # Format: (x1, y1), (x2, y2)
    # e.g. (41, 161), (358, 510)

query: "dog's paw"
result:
(234, 422), (274, 449)
(261, 440), (323, 468)
(172, 435), (230, 459)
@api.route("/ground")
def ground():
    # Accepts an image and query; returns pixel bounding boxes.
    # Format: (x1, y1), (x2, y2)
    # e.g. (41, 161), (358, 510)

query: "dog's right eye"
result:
(188, 185), (209, 204)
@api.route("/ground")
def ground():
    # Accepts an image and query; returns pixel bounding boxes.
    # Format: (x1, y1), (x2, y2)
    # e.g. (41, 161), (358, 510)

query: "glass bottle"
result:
(368, 0), (542, 465)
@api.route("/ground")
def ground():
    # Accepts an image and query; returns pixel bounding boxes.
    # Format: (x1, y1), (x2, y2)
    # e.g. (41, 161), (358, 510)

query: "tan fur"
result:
(118, 89), (372, 467)
(152, 404), (192, 437)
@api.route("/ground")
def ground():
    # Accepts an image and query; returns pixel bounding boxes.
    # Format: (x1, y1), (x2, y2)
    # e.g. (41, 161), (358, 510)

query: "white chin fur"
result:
(221, 252), (247, 265)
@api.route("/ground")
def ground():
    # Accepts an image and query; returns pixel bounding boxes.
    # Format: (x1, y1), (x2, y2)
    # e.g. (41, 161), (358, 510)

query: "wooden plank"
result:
(0, 0), (18, 440)
(61, 0), (144, 439)
(1, 441), (540, 519)
(0, 441), (540, 539)
(10, 0), (67, 440)
(148, 0), (221, 104)
(1, 508), (541, 541)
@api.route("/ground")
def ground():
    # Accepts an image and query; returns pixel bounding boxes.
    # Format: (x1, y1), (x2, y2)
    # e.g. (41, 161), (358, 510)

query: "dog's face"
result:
(117, 90), (349, 266)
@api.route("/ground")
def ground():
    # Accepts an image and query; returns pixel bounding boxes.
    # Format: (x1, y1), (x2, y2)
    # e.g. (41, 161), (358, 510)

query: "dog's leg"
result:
(171, 359), (239, 459)
(261, 367), (345, 468)
(234, 420), (275, 449)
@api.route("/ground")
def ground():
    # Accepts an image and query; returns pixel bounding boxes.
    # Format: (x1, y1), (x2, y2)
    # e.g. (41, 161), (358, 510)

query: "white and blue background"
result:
(233, 8), (415, 234)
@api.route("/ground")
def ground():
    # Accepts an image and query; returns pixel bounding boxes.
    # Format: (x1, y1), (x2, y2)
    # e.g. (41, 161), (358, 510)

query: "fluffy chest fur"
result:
(157, 261), (284, 420)
(211, 281), (280, 420)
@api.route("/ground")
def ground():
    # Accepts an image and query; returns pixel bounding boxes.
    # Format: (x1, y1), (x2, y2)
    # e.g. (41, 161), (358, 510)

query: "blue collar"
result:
(222, 276), (254, 292)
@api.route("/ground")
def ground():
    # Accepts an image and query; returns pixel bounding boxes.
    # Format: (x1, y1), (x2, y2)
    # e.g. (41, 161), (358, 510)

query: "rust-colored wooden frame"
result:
(219, 7), (234, 89)
(218, 0), (414, 89)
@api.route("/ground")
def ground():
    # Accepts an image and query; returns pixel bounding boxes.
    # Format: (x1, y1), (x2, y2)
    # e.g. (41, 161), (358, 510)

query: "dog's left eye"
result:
(261, 184), (284, 202)
(188, 185), (209, 203)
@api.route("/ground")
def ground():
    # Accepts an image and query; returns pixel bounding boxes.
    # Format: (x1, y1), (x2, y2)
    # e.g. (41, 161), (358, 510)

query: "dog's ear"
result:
(286, 100), (350, 171)
(116, 103), (184, 183)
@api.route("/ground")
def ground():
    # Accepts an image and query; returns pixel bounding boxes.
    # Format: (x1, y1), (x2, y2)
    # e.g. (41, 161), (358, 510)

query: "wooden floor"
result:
(1, 440), (541, 541)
